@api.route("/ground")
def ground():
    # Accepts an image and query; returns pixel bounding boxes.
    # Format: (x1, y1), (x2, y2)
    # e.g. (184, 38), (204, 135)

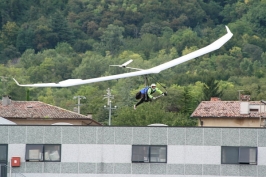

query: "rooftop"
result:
(191, 101), (266, 118)
(0, 100), (101, 125)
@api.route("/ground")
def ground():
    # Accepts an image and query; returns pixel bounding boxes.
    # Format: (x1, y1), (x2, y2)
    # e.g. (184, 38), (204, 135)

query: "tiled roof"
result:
(0, 101), (93, 120)
(191, 101), (266, 118)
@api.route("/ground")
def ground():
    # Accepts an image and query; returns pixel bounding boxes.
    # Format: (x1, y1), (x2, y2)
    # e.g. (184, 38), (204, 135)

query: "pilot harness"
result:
(135, 74), (168, 100)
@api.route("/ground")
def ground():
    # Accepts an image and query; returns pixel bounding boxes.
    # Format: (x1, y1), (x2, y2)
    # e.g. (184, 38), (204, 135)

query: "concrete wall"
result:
(1, 126), (266, 177)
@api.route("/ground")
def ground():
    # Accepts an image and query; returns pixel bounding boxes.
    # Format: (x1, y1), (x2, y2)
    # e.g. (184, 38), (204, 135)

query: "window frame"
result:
(131, 145), (167, 163)
(25, 144), (61, 162)
(221, 146), (257, 165)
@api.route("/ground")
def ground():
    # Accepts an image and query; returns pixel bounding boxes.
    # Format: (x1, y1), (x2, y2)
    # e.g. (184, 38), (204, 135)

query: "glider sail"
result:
(13, 26), (233, 87)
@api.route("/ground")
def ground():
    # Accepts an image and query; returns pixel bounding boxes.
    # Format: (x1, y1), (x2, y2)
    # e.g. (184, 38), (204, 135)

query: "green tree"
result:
(27, 57), (54, 82)
(170, 28), (200, 54)
(38, 87), (74, 110)
(33, 23), (56, 51)
(220, 1), (247, 23)
(0, 45), (20, 63)
(242, 43), (263, 61)
(138, 33), (160, 59)
(240, 58), (253, 76)
(99, 24), (125, 55)
(66, 0), (85, 14)
(19, 49), (41, 69)
(140, 22), (161, 36)
(38, 88), (55, 104)
(74, 85), (106, 122)
(49, 11), (74, 47)
(72, 51), (109, 79)
(202, 77), (223, 101)
(113, 101), (197, 126)
(0, 0), (32, 25)
(0, 65), (27, 100)
(246, 2), (266, 36)
(180, 86), (194, 115)
(1, 21), (19, 47)
(16, 26), (35, 53)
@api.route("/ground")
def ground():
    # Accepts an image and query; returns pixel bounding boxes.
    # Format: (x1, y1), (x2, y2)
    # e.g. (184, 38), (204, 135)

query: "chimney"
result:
(210, 97), (221, 101)
(2, 95), (11, 106)
(240, 102), (249, 114)
(239, 95), (250, 115)
(240, 94), (250, 101)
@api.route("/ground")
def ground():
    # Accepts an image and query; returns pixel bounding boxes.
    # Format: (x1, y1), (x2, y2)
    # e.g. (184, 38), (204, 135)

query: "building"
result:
(0, 125), (265, 177)
(0, 96), (101, 126)
(191, 96), (266, 127)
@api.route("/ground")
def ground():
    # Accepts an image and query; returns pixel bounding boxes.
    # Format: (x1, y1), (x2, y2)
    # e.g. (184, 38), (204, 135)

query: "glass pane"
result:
(221, 146), (239, 164)
(0, 145), (7, 161)
(44, 145), (61, 161)
(25, 145), (43, 161)
(0, 164), (7, 177)
(150, 146), (167, 163)
(239, 147), (257, 164)
(249, 148), (257, 164)
(158, 147), (167, 162)
(132, 145), (149, 162)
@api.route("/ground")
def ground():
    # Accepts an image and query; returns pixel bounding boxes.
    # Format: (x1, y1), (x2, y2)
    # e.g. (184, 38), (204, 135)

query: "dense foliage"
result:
(1, 0), (266, 126)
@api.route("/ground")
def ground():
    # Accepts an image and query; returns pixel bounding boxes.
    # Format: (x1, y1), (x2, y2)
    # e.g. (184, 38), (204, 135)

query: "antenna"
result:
(0, 76), (8, 95)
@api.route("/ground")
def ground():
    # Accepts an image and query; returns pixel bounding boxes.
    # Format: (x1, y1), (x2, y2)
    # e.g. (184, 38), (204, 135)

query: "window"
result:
(25, 144), (61, 162)
(0, 144), (8, 177)
(0, 144), (8, 162)
(221, 146), (257, 165)
(132, 145), (167, 163)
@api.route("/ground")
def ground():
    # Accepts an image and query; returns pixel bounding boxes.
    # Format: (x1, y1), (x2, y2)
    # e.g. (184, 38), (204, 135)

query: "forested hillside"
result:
(1, 0), (266, 125)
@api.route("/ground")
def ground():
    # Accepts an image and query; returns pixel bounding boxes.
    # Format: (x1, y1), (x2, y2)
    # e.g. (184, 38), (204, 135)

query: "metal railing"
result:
(0, 164), (26, 177)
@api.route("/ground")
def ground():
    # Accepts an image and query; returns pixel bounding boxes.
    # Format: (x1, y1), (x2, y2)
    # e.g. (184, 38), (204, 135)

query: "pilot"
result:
(134, 83), (165, 109)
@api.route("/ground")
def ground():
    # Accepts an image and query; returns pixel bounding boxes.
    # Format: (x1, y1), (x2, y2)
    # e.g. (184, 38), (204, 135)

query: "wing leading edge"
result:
(13, 26), (233, 87)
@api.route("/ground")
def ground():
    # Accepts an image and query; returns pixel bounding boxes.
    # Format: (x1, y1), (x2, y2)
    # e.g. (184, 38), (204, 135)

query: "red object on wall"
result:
(11, 157), (20, 167)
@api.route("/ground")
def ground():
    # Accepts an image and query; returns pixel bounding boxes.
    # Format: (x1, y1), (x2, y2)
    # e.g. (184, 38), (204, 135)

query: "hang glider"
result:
(13, 26), (233, 88)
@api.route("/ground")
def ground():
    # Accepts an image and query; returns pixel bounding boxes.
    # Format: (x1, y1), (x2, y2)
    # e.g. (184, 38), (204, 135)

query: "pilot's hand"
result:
(163, 92), (167, 96)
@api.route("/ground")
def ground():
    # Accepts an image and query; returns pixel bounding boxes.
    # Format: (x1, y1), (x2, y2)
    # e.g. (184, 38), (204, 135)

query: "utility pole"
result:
(73, 96), (86, 114)
(0, 76), (8, 96)
(103, 88), (117, 126)
(238, 90), (244, 101)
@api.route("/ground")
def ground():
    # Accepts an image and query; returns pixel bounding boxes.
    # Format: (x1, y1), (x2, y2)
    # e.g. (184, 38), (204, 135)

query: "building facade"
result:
(191, 97), (266, 127)
(1, 125), (266, 177)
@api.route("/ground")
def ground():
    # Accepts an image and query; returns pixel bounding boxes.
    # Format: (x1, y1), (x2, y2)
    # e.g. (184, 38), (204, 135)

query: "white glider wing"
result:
(110, 59), (143, 71)
(13, 26), (233, 88)
(110, 59), (133, 67)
